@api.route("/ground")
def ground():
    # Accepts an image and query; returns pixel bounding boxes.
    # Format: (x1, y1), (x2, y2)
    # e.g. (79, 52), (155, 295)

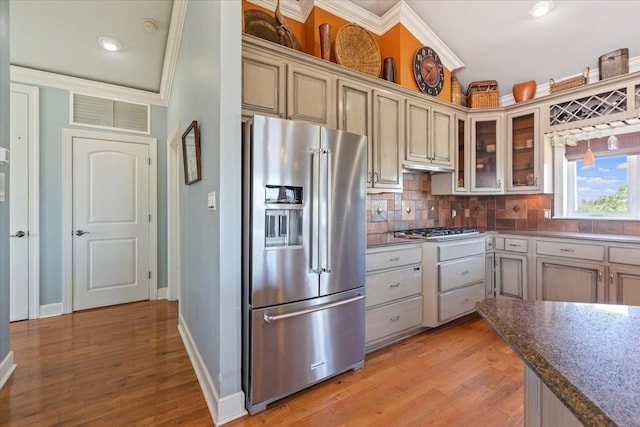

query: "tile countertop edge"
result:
(475, 300), (617, 427)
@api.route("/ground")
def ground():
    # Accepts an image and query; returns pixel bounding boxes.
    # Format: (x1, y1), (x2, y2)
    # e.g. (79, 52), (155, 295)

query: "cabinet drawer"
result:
(366, 265), (422, 308)
(439, 255), (484, 292)
(365, 296), (422, 344)
(439, 283), (485, 323)
(609, 246), (640, 266)
(504, 238), (528, 253)
(367, 246), (421, 271)
(438, 239), (485, 261)
(536, 240), (604, 261)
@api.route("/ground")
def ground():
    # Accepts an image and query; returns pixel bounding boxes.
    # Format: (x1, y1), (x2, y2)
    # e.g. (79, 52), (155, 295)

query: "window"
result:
(554, 129), (640, 219)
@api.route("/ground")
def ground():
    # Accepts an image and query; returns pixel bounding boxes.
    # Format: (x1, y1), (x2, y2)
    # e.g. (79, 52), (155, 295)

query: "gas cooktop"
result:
(394, 227), (479, 240)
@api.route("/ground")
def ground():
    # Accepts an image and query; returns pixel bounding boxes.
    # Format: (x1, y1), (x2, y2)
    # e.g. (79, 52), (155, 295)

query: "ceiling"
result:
(9, 0), (640, 100)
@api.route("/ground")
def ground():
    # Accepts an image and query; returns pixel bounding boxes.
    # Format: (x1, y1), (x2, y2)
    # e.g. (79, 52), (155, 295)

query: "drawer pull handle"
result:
(390, 315), (400, 322)
(388, 257), (400, 262)
(508, 244), (520, 247)
(390, 282), (401, 288)
(461, 270), (469, 275)
(461, 298), (469, 304)
(559, 248), (575, 253)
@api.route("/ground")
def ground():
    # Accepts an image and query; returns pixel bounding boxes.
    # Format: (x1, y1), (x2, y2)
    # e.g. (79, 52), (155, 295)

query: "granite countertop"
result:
(480, 228), (640, 244)
(476, 298), (640, 426)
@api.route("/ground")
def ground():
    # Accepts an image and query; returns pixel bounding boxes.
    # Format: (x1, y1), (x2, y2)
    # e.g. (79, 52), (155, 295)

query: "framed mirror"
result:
(182, 120), (201, 185)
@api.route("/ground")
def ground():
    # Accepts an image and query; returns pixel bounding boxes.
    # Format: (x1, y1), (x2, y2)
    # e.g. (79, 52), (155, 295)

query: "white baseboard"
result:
(178, 314), (247, 425)
(39, 303), (63, 318)
(157, 287), (168, 300)
(0, 351), (16, 389)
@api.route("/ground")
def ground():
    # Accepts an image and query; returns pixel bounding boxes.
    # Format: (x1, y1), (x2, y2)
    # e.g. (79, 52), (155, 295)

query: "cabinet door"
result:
(537, 258), (604, 303)
(405, 98), (430, 164)
(471, 114), (503, 193)
(506, 109), (540, 192)
(287, 63), (334, 126)
(372, 89), (403, 190)
(486, 253), (495, 298)
(242, 52), (285, 118)
(337, 78), (372, 185)
(455, 115), (469, 192)
(495, 253), (527, 299)
(431, 107), (454, 168)
(610, 267), (640, 305)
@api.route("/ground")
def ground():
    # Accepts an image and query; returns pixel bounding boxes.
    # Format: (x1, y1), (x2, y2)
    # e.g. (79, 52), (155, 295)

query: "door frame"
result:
(9, 83), (40, 319)
(167, 123), (181, 302)
(61, 128), (157, 314)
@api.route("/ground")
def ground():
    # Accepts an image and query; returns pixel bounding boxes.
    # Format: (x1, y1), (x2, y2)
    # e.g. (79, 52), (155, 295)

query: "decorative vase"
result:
(319, 23), (331, 60)
(512, 80), (536, 102)
(383, 57), (396, 83)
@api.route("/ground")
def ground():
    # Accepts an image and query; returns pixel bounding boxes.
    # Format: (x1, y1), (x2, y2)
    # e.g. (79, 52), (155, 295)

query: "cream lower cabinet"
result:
(404, 97), (454, 171)
(524, 366), (582, 427)
(242, 49), (334, 127)
(365, 245), (423, 350)
(536, 239), (606, 303)
(608, 246), (640, 305)
(496, 253), (527, 299)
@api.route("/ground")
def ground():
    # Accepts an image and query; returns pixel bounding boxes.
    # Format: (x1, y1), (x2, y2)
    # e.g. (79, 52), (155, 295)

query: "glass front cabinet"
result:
(470, 114), (503, 193)
(506, 108), (540, 192)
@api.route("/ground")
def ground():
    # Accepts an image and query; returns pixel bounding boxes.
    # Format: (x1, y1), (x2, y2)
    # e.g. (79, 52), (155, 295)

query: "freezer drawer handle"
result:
(263, 294), (365, 323)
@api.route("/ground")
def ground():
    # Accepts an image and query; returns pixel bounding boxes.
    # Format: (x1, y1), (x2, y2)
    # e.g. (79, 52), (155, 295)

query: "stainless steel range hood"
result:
(402, 162), (454, 173)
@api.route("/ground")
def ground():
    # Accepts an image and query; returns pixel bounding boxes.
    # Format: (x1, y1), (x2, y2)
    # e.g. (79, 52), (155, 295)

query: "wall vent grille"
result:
(72, 94), (150, 134)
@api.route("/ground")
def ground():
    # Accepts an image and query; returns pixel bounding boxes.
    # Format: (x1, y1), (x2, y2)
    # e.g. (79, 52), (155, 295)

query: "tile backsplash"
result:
(366, 173), (640, 245)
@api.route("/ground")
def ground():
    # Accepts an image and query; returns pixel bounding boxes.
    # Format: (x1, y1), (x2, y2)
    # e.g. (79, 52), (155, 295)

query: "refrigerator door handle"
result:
(263, 294), (365, 323)
(324, 149), (332, 273)
(311, 149), (321, 274)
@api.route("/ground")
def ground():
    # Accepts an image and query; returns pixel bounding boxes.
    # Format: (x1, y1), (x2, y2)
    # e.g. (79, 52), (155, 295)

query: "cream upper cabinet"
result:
(242, 49), (334, 127)
(471, 113), (503, 193)
(371, 89), (404, 191)
(404, 98), (454, 170)
(242, 50), (286, 118)
(337, 78), (372, 137)
(287, 63), (334, 127)
(506, 108), (540, 192)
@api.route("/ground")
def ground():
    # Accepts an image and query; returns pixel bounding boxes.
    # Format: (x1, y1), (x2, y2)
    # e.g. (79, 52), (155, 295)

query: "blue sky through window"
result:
(575, 155), (628, 203)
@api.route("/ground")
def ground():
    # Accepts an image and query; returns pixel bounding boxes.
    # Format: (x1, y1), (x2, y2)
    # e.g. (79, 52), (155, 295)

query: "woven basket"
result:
(451, 77), (465, 106)
(549, 67), (589, 93)
(466, 80), (499, 108)
(335, 23), (381, 77)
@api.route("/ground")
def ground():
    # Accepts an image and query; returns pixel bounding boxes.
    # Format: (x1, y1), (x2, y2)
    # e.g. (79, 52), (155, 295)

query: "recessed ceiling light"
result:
(98, 36), (121, 52)
(529, 0), (553, 18)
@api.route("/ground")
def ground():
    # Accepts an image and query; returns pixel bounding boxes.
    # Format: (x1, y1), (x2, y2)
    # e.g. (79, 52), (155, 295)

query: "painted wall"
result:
(11, 85), (169, 306)
(167, 0), (242, 402)
(0, 0), (10, 365)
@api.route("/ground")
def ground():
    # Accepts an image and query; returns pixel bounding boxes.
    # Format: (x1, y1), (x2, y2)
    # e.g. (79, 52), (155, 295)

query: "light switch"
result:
(208, 191), (216, 210)
(0, 147), (8, 164)
(0, 172), (5, 202)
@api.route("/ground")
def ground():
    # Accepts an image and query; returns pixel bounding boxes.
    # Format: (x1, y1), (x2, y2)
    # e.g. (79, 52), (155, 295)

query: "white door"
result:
(9, 91), (29, 321)
(72, 137), (150, 311)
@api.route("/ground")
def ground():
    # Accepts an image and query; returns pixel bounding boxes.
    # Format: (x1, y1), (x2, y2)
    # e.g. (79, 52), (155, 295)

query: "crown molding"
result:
(159, 0), (188, 105)
(10, 66), (165, 106)
(244, 0), (308, 22)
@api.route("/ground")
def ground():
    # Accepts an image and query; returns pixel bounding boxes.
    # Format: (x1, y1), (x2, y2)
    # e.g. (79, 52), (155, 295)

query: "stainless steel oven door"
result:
(248, 288), (365, 411)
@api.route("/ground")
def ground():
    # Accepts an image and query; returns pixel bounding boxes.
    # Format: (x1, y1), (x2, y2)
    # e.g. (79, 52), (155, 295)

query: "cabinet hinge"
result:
(149, 214), (151, 222)
(149, 271), (151, 279)
(148, 157), (151, 165)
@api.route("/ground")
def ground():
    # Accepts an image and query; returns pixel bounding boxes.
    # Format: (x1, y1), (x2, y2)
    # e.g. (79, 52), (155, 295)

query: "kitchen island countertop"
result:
(476, 298), (640, 427)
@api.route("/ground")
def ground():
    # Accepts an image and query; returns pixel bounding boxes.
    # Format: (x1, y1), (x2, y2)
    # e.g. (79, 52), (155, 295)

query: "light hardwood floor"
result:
(1, 301), (523, 426)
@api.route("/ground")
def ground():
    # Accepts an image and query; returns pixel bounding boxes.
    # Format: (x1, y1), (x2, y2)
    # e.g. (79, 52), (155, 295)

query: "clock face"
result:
(414, 46), (444, 96)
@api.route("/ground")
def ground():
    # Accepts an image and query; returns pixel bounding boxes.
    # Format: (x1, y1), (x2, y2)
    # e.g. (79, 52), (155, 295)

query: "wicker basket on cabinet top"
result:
(335, 23), (381, 78)
(466, 80), (499, 108)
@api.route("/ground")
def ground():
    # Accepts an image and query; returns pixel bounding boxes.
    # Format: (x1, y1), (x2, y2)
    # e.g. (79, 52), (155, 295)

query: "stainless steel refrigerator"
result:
(242, 115), (367, 414)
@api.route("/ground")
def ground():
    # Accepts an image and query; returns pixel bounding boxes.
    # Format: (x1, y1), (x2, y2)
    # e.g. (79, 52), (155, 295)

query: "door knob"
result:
(75, 230), (90, 236)
(10, 230), (26, 238)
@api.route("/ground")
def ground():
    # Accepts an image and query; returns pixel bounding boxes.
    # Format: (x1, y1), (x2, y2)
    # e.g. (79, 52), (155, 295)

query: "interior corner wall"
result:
(0, 0), (10, 364)
(167, 0), (243, 401)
